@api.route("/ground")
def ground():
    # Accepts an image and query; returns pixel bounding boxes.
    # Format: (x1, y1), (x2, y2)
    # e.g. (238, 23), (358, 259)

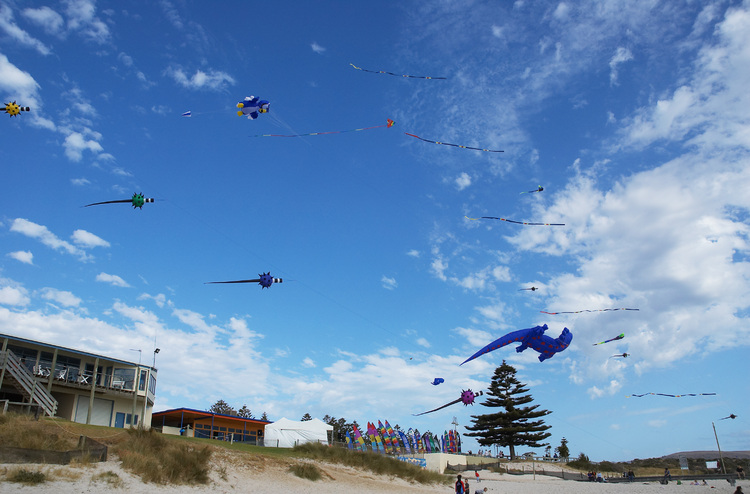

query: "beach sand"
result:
(2, 455), (745, 493)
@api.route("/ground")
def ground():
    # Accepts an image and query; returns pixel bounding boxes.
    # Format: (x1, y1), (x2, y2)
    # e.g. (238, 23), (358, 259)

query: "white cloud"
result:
(302, 357), (316, 368)
(71, 229), (109, 248)
(62, 131), (104, 161)
(7, 251), (33, 264)
(10, 218), (91, 261)
(70, 178), (91, 186)
(455, 172), (472, 190)
(381, 275), (397, 290)
(587, 379), (622, 399)
(416, 337), (430, 348)
(430, 256), (448, 281)
(609, 46), (633, 85)
(165, 66), (235, 90)
(40, 287), (81, 307)
(311, 42), (326, 54)
(22, 6), (64, 36)
(406, 249), (420, 258)
(0, 285), (30, 306)
(0, 5), (52, 55)
(64, 0), (111, 44)
(96, 272), (130, 287)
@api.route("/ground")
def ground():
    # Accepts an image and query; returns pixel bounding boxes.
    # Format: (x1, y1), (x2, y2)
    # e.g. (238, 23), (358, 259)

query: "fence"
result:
(0, 435), (108, 465)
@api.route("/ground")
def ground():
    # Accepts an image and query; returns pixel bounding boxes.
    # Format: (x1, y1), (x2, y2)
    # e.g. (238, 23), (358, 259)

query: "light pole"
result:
(129, 349), (141, 428)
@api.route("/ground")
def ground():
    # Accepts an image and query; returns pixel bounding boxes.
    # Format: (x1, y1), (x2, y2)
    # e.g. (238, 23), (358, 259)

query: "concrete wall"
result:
(425, 452), (467, 473)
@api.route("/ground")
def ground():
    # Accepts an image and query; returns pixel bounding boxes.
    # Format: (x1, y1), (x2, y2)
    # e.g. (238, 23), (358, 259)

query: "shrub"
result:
(289, 462), (322, 481)
(115, 428), (212, 484)
(8, 468), (46, 485)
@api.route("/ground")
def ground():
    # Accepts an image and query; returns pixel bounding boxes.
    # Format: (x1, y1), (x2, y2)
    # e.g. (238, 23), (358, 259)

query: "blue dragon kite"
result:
(461, 324), (572, 365)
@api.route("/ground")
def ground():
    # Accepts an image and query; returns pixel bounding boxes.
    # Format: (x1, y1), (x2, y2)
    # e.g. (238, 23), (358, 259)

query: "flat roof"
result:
(152, 407), (271, 425)
(1, 332), (150, 369)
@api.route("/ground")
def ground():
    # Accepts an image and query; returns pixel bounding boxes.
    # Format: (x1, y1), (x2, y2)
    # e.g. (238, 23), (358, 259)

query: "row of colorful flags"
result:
(344, 420), (461, 454)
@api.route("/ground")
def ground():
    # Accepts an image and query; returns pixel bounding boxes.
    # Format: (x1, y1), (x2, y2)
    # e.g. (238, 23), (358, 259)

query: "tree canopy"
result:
(464, 360), (552, 459)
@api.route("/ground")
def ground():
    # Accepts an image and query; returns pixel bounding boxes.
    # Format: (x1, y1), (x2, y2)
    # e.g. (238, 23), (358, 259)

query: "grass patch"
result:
(291, 442), (449, 485)
(289, 462), (323, 481)
(114, 427), (212, 484)
(7, 468), (46, 485)
(91, 470), (124, 488)
(0, 413), (78, 450)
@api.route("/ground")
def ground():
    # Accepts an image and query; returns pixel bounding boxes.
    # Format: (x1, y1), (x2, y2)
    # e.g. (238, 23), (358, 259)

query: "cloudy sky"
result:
(1, 0), (748, 461)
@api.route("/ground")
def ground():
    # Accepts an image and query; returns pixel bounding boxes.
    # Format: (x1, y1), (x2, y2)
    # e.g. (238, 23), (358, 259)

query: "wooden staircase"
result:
(0, 350), (57, 417)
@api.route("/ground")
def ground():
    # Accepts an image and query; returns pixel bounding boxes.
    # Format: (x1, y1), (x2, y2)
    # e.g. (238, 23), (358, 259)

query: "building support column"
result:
(46, 349), (58, 394)
(86, 357), (99, 425)
(0, 338), (8, 390)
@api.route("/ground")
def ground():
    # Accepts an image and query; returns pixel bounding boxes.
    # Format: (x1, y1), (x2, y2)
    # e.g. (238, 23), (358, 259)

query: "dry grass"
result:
(6, 467), (47, 484)
(114, 427), (212, 484)
(0, 413), (78, 450)
(91, 470), (124, 488)
(291, 442), (449, 485)
(289, 462), (323, 481)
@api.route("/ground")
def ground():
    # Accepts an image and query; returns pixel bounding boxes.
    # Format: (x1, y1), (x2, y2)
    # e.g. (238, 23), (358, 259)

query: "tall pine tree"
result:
(465, 360), (551, 459)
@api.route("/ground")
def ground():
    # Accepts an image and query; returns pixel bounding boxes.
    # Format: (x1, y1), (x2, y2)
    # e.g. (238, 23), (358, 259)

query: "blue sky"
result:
(1, 0), (748, 461)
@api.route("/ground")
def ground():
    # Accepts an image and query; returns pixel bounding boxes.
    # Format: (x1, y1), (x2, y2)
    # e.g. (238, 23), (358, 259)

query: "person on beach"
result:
(455, 474), (465, 494)
(664, 468), (672, 481)
(737, 465), (745, 480)
(474, 488), (488, 494)
(733, 486), (742, 494)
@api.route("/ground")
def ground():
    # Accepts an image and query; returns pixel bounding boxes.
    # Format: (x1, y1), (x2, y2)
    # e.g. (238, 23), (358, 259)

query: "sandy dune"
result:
(2, 456), (745, 493)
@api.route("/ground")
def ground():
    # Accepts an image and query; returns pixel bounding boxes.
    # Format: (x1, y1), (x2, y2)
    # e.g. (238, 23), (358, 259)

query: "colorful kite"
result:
(405, 133), (503, 152)
(349, 63), (446, 80)
(519, 287), (538, 291)
(352, 425), (366, 451)
(542, 308), (638, 315)
(3, 101), (30, 117)
(431, 378), (445, 386)
(84, 192), (154, 209)
(461, 324), (572, 365)
(626, 393), (717, 398)
(593, 333), (625, 345)
(237, 96), (270, 119)
(181, 111), (192, 117)
(610, 353), (630, 358)
(719, 414), (737, 420)
(205, 272), (282, 289)
(251, 118), (394, 137)
(413, 389), (483, 416)
(465, 215), (564, 226)
(521, 186), (544, 194)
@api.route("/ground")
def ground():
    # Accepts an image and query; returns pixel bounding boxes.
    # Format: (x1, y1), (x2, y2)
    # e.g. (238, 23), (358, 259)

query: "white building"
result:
(0, 333), (156, 428)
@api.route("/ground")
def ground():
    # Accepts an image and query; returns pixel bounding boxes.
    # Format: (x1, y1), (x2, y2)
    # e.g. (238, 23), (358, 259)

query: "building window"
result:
(148, 374), (157, 394)
(139, 369), (148, 391)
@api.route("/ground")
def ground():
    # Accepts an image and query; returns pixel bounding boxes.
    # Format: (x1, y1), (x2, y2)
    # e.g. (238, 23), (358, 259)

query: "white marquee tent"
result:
(264, 417), (333, 448)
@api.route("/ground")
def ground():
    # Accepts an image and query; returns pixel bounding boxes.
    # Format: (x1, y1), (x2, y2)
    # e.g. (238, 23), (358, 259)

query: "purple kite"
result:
(461, 324), (572, 365)
(413, 389), (483, 416)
